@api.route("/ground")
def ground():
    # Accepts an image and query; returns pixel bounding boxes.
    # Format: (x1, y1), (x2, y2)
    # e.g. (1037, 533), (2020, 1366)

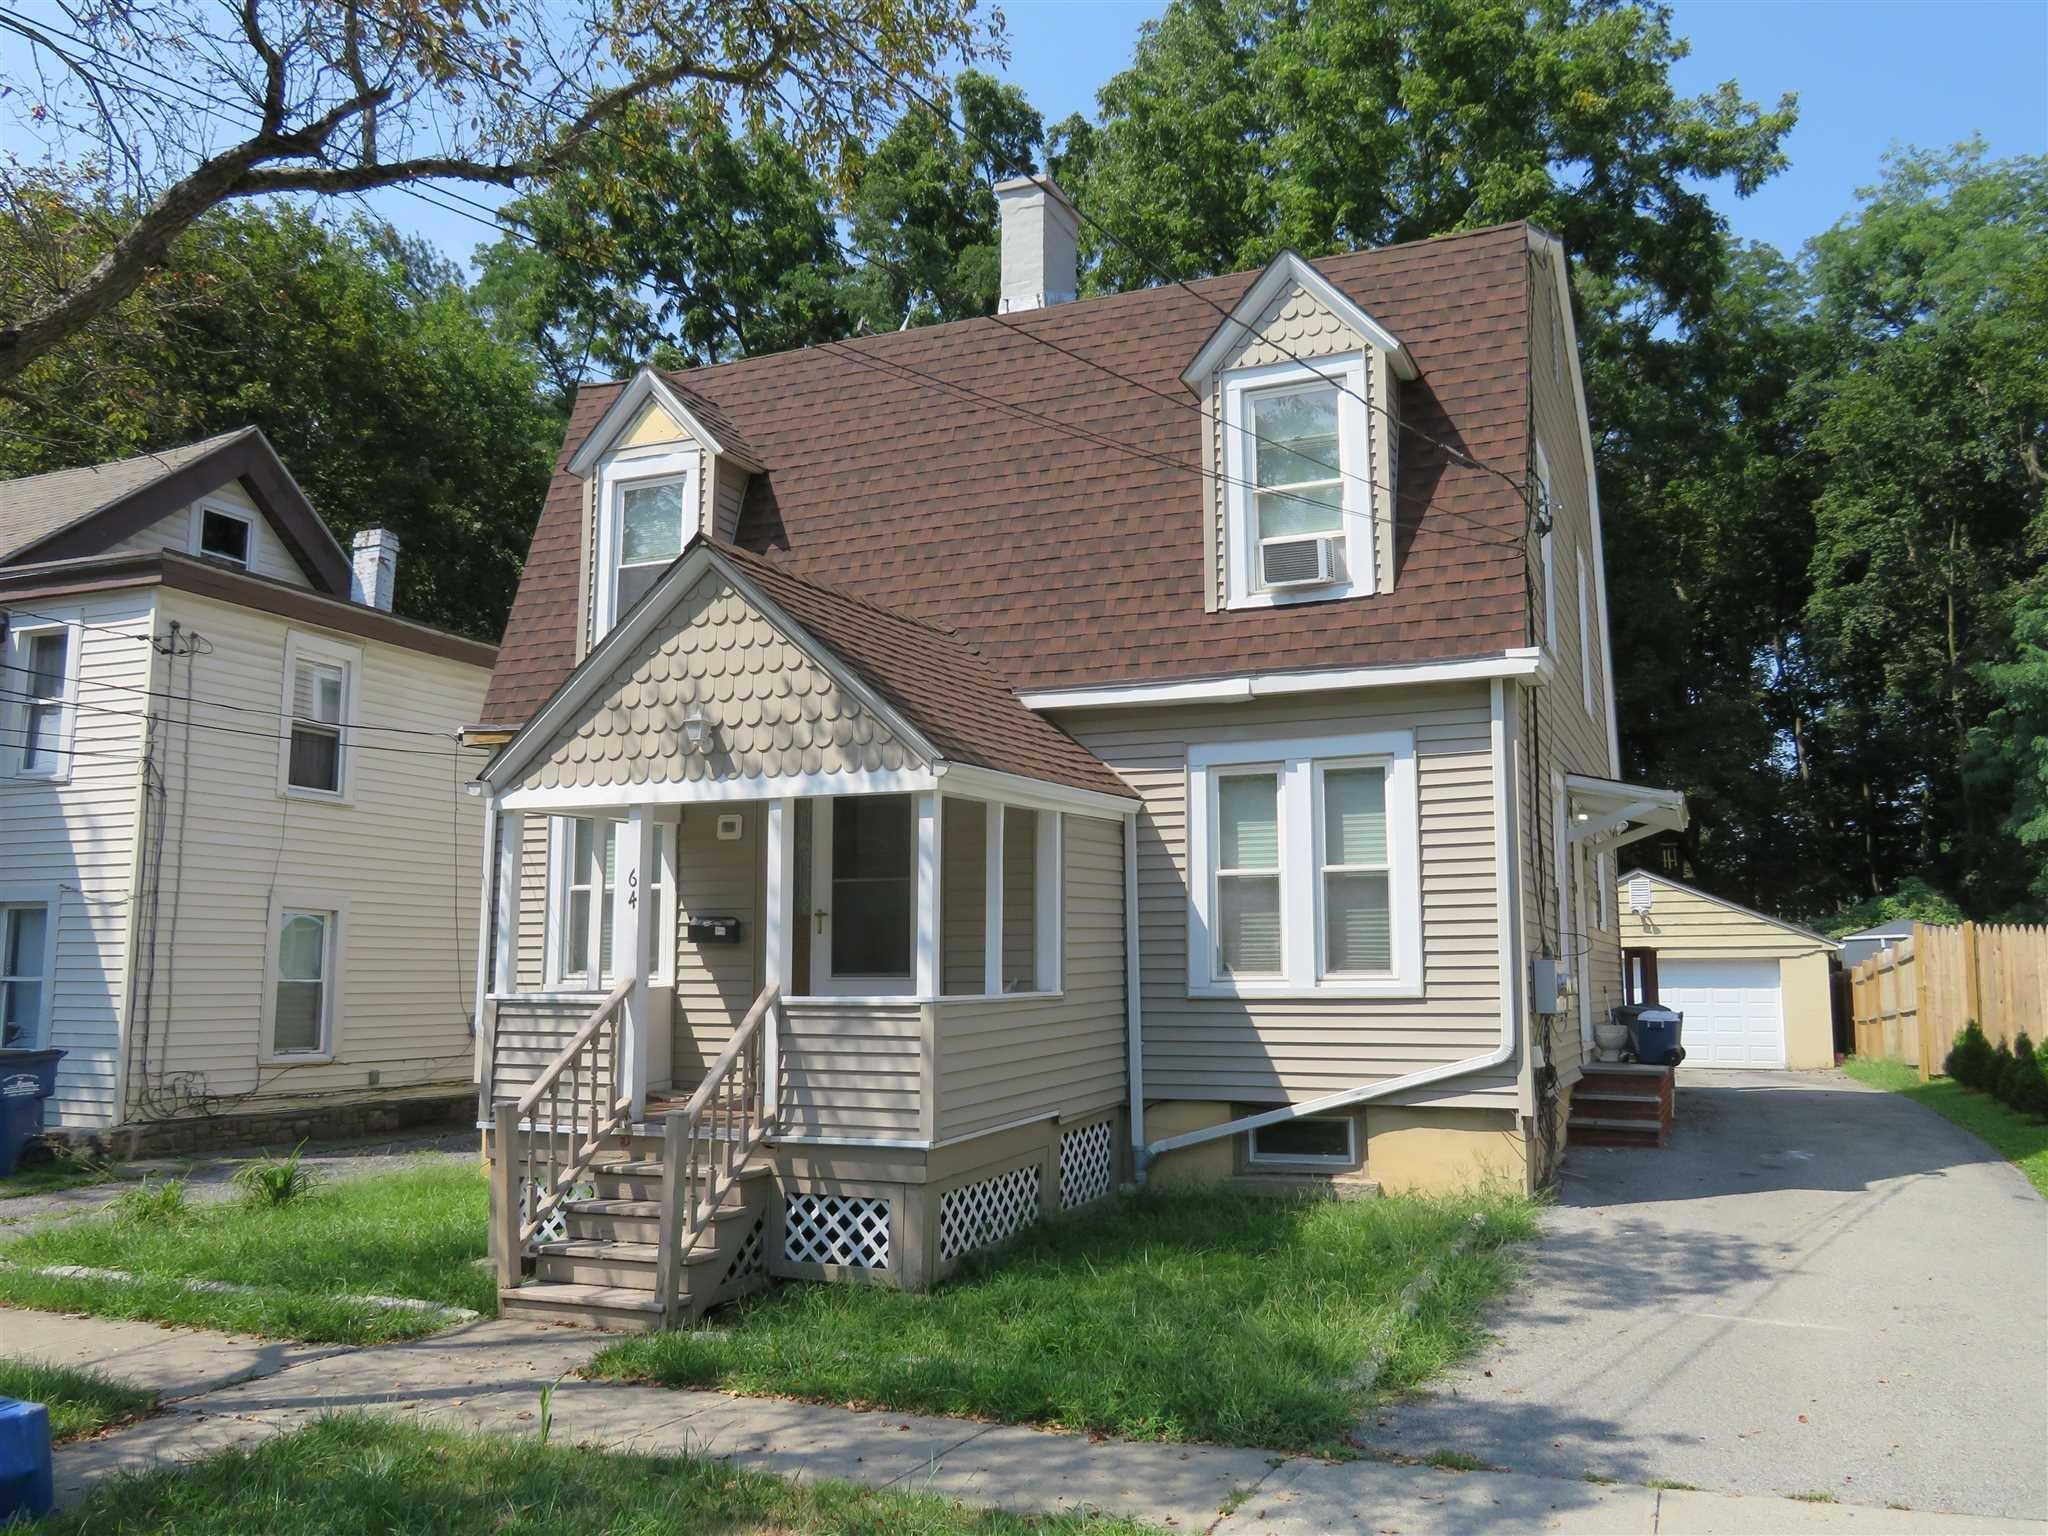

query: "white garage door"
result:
(1658, 958), (1786, 1069)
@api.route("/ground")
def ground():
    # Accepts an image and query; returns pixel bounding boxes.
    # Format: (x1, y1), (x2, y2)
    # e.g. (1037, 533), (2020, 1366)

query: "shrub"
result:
(1987, 1039), (2016, 1103)
(1945, 1021), (1993, 1089)
(107, 1178), (188, 1225)
(232, 1143), (318, 1208)
(2000, 1032), (2048, 1119)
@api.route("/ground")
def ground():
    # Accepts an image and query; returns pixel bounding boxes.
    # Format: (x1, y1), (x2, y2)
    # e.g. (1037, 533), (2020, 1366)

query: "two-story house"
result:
(0, 428), (494, 1147)
(468, 181), (1684, 1329)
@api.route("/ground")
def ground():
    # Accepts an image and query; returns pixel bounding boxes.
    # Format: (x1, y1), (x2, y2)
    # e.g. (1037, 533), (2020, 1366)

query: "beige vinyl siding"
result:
(1002, 808), (1039, 986)
(1063, 688), (1511, 1111)
(711, 459), (748, 543)
(933, 812), (1126, 1141)
(0, 590), (156, 1127)
(516, 814), (549, 990)
(670, 803), (762, 1080)
(1525, 243), (1622, 1087)
(780, 999), (923, 1140)
(940, 798), (989, 995)
(106, 483), (314, 588)
(487, 996), (610, 1110)
(134, 589), (489, 1108)
(1617, 875), (1834, 959)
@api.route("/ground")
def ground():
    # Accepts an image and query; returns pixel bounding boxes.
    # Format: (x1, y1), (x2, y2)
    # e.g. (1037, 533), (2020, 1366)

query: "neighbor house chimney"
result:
(350, 527), (399, 611)
(995, 175), (1080, 313)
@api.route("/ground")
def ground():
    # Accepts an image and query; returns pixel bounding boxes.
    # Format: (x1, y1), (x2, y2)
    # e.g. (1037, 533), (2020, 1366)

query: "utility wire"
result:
(0, 683), (489, 758)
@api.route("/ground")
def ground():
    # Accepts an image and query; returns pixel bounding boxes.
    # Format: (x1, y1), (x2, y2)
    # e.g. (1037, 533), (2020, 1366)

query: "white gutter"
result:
(1020, 649), (1548, 713)
(1123, 810), (1146, 1183)
(1142, 677), (1525, 1165)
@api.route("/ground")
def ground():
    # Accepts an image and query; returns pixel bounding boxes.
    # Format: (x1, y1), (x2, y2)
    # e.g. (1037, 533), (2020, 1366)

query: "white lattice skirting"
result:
(784, 1193), (891, 1270)
(1059, 1120), (1116, 1211)
(520, 1180), (593, 1246)
(721, 1211), (768, 1286)
(938, 1163), (1042, 1264)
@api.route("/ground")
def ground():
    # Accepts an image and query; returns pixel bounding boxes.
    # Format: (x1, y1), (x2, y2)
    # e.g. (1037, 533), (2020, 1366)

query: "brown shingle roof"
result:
(716, 542), (1127, 799)
(481, 223), (1534, 727)
(0, 430), (250, 562)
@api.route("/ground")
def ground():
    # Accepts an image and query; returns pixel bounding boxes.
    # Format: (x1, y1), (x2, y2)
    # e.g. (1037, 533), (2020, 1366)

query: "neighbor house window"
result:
(196, 505), (251, 567)
(1221, 355), (1374, 610)
(0, 901), (52, 1048)
(13, 626), (76, 778)
(1190, 731), (1421, 996)
(279, 633), (358, 798)
(270, 908), (334, 1056)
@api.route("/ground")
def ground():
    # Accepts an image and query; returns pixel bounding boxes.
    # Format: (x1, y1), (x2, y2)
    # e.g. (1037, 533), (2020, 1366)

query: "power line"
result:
(0, 683), (489, 758)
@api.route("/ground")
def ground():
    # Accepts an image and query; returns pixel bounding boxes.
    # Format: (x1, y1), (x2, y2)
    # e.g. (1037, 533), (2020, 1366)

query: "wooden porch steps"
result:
(498, 1282), (668, 1332)
(1568, 1063), (1676, 1148)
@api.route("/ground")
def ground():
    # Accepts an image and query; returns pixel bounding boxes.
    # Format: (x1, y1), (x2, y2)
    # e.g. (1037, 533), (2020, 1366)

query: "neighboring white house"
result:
(0, 429), (495, 1138)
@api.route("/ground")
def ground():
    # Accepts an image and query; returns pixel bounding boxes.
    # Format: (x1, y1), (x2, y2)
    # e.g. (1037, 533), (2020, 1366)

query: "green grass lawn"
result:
(1842, 1058), (2048, 1197)
(590, 1186), (1537, 1453)
(0, 1149), (139, 1202)
(36, 1414), (1168, 1536)
(0, 1358), (156, 1442)
(0, 1163), (492, 1343)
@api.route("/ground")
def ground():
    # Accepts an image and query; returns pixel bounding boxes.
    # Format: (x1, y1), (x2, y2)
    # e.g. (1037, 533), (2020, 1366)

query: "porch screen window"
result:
(20, 631), (69, 774)
(831, 795), (912, 979)
(615, 479), (687, 618)
(1, 903), (49, 1048)
(1320, 765), (1391, 974)
(287, 659), (346, 793)
(1251, 385), (1343, 552)
(1215, 772), (1282, 977)
(272, 909), (331, 1055)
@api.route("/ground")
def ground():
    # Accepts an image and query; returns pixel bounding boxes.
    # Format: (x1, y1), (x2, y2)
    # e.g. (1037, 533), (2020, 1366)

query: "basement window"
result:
(1247, 1116), (1356, 1168)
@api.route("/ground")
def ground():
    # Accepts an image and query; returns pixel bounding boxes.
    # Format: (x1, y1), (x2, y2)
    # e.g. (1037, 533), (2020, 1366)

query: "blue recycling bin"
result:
(1626, 1007), (1685, 1067)
(0, 1048), (64, 1177)
(0, 1397), (54, 1522)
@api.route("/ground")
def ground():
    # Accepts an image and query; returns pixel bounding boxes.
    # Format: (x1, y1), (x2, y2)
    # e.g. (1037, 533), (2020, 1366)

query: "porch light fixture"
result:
(681, 707), (709, 753)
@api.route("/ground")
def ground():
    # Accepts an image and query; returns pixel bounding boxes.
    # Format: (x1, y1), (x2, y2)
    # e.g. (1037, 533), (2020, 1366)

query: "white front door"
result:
(1658, 958), (1787, 1068)
(808, 795), (916, 996)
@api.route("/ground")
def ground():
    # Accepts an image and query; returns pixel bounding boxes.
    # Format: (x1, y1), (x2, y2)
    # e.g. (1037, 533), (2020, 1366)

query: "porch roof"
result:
(1564, 774), (1688, 854)
(480, 538), (1131, 804)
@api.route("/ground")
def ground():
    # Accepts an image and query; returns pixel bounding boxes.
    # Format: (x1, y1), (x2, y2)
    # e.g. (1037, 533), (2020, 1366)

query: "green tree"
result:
(1, 193), (557, 640)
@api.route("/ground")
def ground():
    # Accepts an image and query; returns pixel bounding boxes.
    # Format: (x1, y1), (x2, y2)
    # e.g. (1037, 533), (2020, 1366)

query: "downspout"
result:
(1124, 809), (1146, 1183)
(1142, 678), (1524, 1165)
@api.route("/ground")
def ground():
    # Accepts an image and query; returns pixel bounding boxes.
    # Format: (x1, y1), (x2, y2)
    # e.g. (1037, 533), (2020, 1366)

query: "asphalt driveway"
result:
(1361, 1068), (2048, 1522)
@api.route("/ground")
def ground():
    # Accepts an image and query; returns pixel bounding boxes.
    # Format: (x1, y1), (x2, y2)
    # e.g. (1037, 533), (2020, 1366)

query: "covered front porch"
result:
(467, 540), (1136, 1324)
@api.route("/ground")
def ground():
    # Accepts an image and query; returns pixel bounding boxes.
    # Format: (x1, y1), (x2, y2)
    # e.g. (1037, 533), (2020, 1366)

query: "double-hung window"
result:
(550, 817), (672, 988)
(1190, 732), (1421, 997)
(595, 447), (696, 638)
(0, 899), (53, 1048)
(268, 904), (337, 1057)
(279, 634), (358, 799)
(1221, 354), (1374, 609)
(7, 618), (78, 781)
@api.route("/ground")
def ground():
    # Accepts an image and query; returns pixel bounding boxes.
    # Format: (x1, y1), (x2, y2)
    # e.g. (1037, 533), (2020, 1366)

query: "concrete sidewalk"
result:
(8, 1308), (2041, 1535)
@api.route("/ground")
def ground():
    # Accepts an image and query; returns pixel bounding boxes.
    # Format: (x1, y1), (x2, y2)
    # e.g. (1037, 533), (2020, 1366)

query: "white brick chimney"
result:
(995, 175), (1080, 313)
(349, 526), (399, 611)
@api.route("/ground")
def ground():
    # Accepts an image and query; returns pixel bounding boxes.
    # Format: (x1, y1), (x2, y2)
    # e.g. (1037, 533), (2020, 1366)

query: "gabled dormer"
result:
(567, 368), (763, 655)
(1182, 253), (1417, 614)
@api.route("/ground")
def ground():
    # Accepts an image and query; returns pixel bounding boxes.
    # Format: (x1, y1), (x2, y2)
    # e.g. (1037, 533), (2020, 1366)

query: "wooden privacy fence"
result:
(1849, 922), (2048, 1079)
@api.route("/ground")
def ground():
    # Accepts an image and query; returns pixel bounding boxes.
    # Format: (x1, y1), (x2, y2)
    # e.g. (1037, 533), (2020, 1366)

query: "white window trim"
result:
(1221, 353), (1377, 611)
(276, 630), (362, 804)
(1578, 548), (1595, 715)
(1536, 445), (1557, 657)
(544, 814), (676, 990)
(1247, 1113), (1357, 1169)
(4, 610), (82, 784)
(593, 444), (698, 639)
(189, 498), (254, 568)
(0, 883), (61, 1051)
(260, 892), (344, 1064)
(1187, 731), (1421, 1000)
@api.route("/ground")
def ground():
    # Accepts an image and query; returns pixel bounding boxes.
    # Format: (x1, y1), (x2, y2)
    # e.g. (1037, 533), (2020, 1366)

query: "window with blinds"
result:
(1319, 764), (1391, 975)
(287, 657), (346, 793)
(1215, 771), (1283, 978)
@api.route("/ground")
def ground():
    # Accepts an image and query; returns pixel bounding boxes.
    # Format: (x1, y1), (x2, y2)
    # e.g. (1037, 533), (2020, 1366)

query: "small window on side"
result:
(1248, 1116), (1355, 1167)
(287, 658), (347, 794)
(198, 507), (251, 566)
(19, 631), (71, 775)
(1, 902), (51, 1048)
(272, 909), (332, 1055)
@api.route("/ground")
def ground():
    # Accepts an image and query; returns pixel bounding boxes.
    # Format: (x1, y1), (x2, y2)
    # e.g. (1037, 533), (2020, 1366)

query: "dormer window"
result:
(1222, 355), (1375, 609)
(594, 450), (696, 636)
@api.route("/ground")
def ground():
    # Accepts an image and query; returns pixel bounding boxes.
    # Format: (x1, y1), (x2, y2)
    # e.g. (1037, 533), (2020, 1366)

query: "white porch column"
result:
(983, 803), (1005, 997)
(492, 808), (522, 997)
(613, 807), (655, 1119)
(915, 790), (942, 997)
(763, 798), (794, 1117)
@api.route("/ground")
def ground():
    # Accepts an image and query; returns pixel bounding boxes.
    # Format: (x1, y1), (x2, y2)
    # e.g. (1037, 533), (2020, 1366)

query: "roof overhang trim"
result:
(565, 367), (762, 477)
(1564, 774), (1687, 853)
(1180, 250), (1419, 391)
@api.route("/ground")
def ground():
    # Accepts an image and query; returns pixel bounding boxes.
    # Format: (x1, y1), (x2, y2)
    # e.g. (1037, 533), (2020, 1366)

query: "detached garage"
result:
(1615, 871), (1840, 1070)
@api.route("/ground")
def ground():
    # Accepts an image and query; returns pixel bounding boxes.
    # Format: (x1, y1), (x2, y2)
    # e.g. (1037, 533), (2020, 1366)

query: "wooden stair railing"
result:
(655, 982), (786, 1323)
(492, 974), (634, 1287)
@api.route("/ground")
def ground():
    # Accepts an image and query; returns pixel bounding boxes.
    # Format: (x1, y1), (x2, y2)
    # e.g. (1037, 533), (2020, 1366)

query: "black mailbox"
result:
(687, 915), (743, 945)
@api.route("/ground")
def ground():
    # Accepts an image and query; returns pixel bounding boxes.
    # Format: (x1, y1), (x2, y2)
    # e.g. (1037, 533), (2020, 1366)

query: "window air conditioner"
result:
(1260, 533), (1340, 590)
